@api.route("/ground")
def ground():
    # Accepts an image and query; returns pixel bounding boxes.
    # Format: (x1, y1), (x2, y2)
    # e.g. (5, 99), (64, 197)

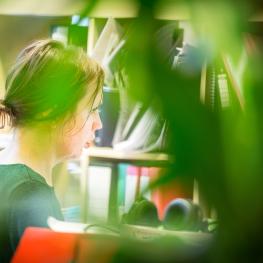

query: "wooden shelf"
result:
(0, 0), (84, 16)
(80, 147), (173, 224)
(0, 0), (189, 20)
(0, 0), (262, 22)
(85, 147), (173, 167)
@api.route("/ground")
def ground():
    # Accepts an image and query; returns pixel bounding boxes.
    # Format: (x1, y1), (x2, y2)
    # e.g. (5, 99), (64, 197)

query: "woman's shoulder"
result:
(8, 171), (60, 216)
(0, 163), (52, 201)
(0, 163), (47, 182)
(9, 180), (54, 207)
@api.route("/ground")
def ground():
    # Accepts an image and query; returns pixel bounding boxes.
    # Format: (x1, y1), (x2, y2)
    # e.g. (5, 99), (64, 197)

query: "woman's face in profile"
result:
(56, 84), (103, 160)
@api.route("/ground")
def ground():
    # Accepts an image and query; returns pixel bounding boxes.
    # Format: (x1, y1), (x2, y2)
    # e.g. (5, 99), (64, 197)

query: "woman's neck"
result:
(0, 128), (57, 186)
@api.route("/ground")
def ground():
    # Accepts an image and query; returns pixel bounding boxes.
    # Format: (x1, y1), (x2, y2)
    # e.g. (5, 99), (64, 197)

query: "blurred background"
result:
(1, 0), (263, 262)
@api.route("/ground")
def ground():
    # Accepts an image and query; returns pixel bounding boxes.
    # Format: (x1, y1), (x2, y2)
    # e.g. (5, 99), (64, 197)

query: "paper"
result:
(91, 18), (123, 64)
(47, 217), (119, 236)
(48, 217), (87, 233)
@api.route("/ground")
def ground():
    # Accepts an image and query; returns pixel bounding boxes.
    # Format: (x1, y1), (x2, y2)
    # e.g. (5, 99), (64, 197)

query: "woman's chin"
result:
(64, 150), (83, 160)
(58, 145), (91, 161)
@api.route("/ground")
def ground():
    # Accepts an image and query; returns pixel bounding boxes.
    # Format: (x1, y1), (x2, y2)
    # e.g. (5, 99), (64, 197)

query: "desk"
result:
(12, 226), (212, 263)
(80, 147), (173, 224)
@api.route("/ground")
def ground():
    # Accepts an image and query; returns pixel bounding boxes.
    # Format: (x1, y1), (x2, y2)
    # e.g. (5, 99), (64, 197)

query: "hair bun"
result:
(0, 100), (14, 129)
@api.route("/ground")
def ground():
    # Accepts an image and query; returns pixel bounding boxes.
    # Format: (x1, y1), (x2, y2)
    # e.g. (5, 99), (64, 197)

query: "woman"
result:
(0, 39), (104, 262)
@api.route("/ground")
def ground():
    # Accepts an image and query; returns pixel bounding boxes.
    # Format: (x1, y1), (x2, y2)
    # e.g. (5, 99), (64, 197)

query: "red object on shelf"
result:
(149, 168), (193, 220)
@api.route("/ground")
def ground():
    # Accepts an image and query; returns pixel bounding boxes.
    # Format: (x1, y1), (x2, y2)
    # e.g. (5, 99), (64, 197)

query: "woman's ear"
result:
(62, 115), (78, 135)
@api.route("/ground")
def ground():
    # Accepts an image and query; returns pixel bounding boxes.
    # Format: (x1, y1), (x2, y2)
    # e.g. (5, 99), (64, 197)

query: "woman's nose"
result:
(93, 113), (102, 131)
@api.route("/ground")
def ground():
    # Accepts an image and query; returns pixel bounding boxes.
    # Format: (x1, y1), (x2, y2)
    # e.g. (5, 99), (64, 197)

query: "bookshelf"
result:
(81, 5), (197, 224)
(80, 147), (173, 224)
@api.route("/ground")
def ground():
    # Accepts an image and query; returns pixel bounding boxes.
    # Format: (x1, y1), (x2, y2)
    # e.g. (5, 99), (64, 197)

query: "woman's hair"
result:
(0, 39), (104, 129)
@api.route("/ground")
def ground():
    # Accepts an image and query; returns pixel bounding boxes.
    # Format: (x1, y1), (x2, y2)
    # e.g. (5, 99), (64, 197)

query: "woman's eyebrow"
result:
(89, 93), (103, 112)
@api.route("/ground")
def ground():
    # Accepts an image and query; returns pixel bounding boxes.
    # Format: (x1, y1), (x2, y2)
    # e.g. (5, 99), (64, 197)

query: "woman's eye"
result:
(86, 108), (100, 120)
(91, 107), (101, 114)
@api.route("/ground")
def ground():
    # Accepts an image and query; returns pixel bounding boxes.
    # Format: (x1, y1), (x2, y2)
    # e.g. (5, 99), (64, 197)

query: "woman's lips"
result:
(84, 142), (91, 148)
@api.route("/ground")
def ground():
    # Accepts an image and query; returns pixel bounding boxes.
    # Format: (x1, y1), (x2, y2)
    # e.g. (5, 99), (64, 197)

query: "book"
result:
(91, 18), (124, 65)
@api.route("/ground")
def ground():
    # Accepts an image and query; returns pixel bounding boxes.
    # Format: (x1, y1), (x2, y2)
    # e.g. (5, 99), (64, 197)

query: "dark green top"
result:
(0, 164), (63, 263)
